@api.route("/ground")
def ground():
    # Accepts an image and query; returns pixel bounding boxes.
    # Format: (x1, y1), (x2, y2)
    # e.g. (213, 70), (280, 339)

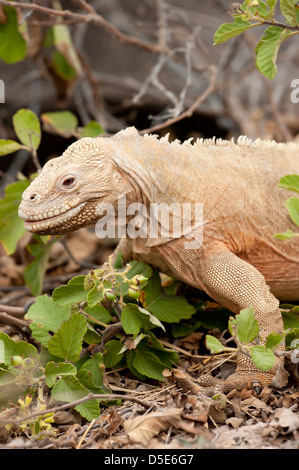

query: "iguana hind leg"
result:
(197, 249), (285, 393)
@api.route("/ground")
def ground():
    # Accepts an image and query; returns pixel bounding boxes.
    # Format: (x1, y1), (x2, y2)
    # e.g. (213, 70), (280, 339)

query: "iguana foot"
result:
(197, 370), (274, 395)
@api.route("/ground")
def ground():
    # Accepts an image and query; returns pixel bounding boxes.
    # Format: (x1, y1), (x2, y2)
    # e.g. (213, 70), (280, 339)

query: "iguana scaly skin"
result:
(18, 127), (299, 393)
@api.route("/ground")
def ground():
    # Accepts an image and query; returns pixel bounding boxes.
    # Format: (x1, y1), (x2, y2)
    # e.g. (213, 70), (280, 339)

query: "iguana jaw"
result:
(18, 201), (88, 234)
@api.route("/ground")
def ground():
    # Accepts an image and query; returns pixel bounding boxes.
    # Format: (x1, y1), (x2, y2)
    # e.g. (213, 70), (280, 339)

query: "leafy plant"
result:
(214, 0), (299, 79)
(275, 174), (299, 238)
(206, 305), (299, 370)
(0, 256), (197, 426)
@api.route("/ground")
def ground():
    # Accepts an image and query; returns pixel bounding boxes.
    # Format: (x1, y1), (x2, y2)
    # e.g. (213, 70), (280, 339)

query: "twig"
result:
(141, 64), (217, 134)
(76, 418), (95, 449)
(4, 393), (151, 424)
(0, 311), (29, 329)
(71, 0), (96, 15)
(261, 20), (299, 32)
(0, 304), (25, 316)
(0, 1), (169, 55)
(160, 339), (209, 359)
(59, 237), (96, 269)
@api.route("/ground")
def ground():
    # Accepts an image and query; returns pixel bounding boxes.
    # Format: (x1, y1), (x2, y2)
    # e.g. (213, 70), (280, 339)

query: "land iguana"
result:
(18, 127), (299, 393)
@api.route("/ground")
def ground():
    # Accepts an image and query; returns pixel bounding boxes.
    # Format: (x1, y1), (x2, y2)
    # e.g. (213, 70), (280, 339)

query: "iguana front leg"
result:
(197, 248), (285, 393)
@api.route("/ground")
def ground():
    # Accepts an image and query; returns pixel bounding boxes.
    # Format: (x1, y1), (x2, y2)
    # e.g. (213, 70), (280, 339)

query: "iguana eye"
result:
(62, 177), (75, 187)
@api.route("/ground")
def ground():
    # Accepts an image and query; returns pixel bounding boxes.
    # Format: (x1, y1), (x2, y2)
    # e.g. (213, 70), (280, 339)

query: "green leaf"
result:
(51, 24), (82, 75)
(266, 0), (278, 12)
(0, 139), (25, 156)
(279, 174), (299, 194)
(132, 349), (168, 381)
(77, 353), (108, 391)
(250, 345), (276, 370)
(235, 307), (259, 343)
(0, 179), (30, 254)
(257, 0), (276, 19)
(280, 0), (299, 25)
(274, 229), (297, 239)
(52, 50), (76, 81)
(285, 197), (299, 226)
(214, 17), (253, 45)
(85, 304), (112, 325)
(265, 332), (284, 350)
(143, 271), (164, 306)
(41, 111), (78, 138)
(45, 361), (77, 388)
(51, 376), (100, 421)
(103, 340), (125, 368)
(23, 236), (56, 296)
(0, 367), (16, 387)
(205, 335), (225, 353)
(86, 280), (104, 308)
(12, 109), (41, 151)
(52, 275), (87, 306)
(48, 312), (87, 362)
(140, 332), (179, 367)
(78, 121), (104, 138)
(283, 308), (299, 329)
(146, 295), (195, 323)
(25, 294), (72, 347)
(0, 332), (38, 365)
(255, 26), (291, 79)
(121, 304), (165, 335)
(126, 260), (153, 282)
(0, 6), (27, 64)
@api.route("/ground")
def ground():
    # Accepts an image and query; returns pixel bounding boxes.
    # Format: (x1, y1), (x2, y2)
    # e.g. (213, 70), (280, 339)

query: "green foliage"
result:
(0, 179), (30, 254)
(41, 111), (104, 139)
(275, 174), (299, 239)
(0, 257), (196, 420)
(23, 236), (57, 296)
(13, 109), (41, 152)
(214, 0), (299, 79)
(255, 26), (291, 79)
(0, 5), (27, 64)
(228, 306), (259, 343)
(206, 305), (299, 370)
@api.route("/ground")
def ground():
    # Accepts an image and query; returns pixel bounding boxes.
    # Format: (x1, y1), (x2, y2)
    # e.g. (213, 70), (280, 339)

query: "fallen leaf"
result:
(226, 417), (243, 428)
(123, 408), (182, 445)
(241, 396), (271, 413)
(106, 409), (123, 435)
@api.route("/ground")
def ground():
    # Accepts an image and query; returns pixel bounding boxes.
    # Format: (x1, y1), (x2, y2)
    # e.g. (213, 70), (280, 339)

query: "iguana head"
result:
(18, 137), (134, 235)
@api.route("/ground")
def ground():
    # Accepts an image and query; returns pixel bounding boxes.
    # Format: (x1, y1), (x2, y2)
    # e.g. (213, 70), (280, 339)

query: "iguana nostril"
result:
(30, 193), (36, 201)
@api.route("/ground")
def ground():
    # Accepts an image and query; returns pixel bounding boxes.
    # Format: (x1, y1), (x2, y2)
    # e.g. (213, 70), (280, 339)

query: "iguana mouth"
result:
(19, 202), (86, 232)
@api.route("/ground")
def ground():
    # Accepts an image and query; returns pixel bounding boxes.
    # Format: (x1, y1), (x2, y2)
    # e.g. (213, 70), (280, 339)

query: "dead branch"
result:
(2, 393), (151, 426)
(0, 0), (169, 55)
(0, 304), (25, 317)
(141, 64), (217, 134)
(0, 311), (28, 328)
